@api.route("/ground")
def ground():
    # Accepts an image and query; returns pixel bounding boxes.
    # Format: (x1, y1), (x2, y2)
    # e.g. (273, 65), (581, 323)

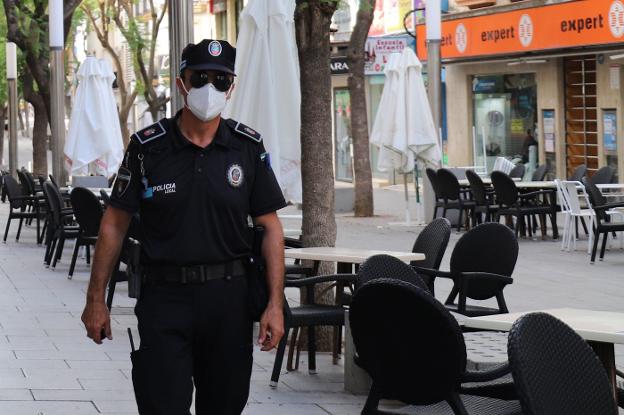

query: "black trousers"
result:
(131, 275), (253, 415)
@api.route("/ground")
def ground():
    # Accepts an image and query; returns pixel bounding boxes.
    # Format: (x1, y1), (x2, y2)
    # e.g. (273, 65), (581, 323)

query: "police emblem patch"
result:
(115, 167), (132, 197)
(226, 164), (244, 188)
(208, 41), (222, 57)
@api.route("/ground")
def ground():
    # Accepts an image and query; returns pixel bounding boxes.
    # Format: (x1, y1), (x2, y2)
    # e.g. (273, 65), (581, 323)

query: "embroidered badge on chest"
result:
(227, 164), (244, 188)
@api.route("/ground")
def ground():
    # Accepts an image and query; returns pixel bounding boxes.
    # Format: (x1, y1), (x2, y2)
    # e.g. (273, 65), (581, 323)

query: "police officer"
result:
(81, 39), (286, 415)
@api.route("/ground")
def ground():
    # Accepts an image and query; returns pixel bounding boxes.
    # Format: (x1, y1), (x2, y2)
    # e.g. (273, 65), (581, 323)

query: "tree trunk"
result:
(295, 0), (339, 352)
(23, 73), (49, 177)
(31, 100), (49, 177)
(347, 1), (375, 217)
(0, 105), (6, 166)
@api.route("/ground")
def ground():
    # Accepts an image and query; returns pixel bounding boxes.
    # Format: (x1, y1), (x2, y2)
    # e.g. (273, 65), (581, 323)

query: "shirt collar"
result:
(171, 110), (231, 150)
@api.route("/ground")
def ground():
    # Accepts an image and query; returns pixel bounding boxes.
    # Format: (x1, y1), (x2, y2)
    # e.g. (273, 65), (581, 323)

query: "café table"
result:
(284, 246), (425, 393)
(463, 308), (624, 399)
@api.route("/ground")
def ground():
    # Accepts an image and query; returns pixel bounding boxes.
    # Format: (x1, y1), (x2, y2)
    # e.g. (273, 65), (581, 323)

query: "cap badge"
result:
(227, 164), (244, 188)
(209, 41), (223, 57)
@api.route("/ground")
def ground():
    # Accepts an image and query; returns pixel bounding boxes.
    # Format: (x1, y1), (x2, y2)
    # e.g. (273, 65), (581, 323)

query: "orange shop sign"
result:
(416, 0), (624, 60)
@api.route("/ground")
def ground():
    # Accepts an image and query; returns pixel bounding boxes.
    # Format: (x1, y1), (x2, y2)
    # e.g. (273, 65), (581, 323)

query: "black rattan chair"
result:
(350, 279), (521, 415)
(466, 170), (497, 224)
(437, 168), (475, 232)
(356, 254), (429, 292)
(591, 166), (616, 185)
(426, 168), (445, 221)
(491, 171), (555, 238)
(68, 188), (104, 278)
(409, 218), (451, 294)
(42, 181), (79, 268)
(509, 164), (525, 179)
(508, 312), (617, 415)
(582, 177), (624, 263)
(568, 164), (587, 182)
(269, 273), (357, 388)
(531, 165), (548, 181)
(437, 223), (518, 317)
(2, 175), (43, 243)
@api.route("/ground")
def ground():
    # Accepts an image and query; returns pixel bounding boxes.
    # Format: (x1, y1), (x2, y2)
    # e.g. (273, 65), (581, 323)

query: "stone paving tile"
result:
(0, 401), (100, 414)
(32, 389), (135, 401)
(242, 403), (329, 414)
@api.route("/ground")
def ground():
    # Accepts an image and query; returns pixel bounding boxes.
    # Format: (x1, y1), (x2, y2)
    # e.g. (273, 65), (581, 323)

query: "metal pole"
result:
(6, 42), (17, 177)
(423, 0), (442, 223)
(8, 79), (17, 177)
(168, 0), (194, 115)
(50, 0), (66, 184)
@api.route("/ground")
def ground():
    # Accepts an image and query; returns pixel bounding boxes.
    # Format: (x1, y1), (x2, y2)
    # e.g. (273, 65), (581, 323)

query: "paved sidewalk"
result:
(0, 186), (622, 414)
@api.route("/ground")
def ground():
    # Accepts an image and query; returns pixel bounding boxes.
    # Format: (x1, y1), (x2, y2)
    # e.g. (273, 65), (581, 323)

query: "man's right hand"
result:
(81, 301), (113, 344)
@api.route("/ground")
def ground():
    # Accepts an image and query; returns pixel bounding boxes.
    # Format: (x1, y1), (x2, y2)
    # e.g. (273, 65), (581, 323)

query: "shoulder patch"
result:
(132, 120), (168, 145)
(226, 119), (262, 143)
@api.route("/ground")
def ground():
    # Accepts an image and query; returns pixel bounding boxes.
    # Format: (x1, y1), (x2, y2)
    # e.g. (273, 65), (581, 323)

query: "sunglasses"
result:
(189, 71), (233, 92)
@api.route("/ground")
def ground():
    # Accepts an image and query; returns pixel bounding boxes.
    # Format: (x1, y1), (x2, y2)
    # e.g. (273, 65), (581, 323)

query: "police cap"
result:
(180, 39), (236, 75)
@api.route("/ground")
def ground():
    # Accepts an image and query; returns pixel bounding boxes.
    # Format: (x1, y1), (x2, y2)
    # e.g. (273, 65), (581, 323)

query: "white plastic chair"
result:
(559, 181), (596, 253)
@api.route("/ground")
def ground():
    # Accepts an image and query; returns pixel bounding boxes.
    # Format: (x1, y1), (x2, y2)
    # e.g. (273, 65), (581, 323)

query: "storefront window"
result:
(603, 109), (618, 181)
(334, 88), (353, 182)
(368, 76), (385, 179)
(472, 74), (537, 175)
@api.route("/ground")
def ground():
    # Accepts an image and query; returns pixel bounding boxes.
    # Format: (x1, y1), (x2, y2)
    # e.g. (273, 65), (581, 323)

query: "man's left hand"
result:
(258, 304), (284, 351)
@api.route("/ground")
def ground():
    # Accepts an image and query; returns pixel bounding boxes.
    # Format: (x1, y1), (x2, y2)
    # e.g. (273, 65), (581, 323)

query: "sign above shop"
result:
(365, 35), (416, 75)
(416, 0), (624, 61)
(331, 56), (350, 75)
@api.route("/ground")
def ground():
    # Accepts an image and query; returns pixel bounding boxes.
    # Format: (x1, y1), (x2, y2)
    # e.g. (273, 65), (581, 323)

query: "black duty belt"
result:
(143, 259), (247, 284)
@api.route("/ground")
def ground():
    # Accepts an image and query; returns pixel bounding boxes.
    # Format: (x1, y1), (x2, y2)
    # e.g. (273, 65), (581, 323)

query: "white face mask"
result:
(182, 82), (227, 122)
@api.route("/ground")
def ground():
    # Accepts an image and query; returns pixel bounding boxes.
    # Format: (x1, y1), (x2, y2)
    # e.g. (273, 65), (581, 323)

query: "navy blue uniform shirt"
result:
(109, 112), (286, 265)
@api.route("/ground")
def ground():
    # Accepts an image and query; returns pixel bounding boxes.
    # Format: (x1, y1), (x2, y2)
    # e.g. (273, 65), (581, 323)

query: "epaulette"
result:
(226, 119), (262, 143)
(131, 119), (169, 145)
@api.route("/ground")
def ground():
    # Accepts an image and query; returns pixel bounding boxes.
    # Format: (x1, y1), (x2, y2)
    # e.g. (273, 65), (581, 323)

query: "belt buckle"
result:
(180, 267), (188, 284)
(198, 266), (206, 283)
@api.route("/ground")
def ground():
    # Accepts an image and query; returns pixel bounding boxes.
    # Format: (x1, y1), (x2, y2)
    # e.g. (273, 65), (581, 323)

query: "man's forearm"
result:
(261, 223), (285, 309)
(86, 210), (131, 304)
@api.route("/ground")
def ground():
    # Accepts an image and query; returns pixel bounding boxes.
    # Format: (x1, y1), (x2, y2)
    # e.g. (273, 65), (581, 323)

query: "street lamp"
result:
(426, 0), (442, 144)
(6, 42), (17, 177)
(49, 0), (66, 183)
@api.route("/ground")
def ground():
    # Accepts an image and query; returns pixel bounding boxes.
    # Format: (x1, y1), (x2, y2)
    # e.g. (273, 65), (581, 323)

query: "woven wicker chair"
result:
(508, 164), (525, 179)
(434, 223), (518, 317)
(426, 168), (445, 221)
(568, 164), (587, 182)
(531, 164), (548, 181)
(409, 218), (451, 294)
(466, 170), (498, 224)
(356, 254), (429, 292)
(508, 312), (617, 415)
(582, 177), (624, 263)
(591, 166), (616, 185)
(68, 188), (103, 279)
(350, 279), (521, 415)
(436, 168), (476, 232)
(492, 171), (555, 238)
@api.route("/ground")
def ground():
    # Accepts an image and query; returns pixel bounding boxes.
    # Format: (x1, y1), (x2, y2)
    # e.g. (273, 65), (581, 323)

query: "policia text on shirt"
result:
(80, 39), (286, 415)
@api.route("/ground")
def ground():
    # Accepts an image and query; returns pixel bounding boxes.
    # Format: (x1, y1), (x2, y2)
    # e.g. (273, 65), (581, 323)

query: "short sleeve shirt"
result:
(108, 114), (287, 265)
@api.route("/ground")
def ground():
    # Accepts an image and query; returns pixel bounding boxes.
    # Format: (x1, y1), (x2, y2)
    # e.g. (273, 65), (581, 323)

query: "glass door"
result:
(334, 88), (353, 182)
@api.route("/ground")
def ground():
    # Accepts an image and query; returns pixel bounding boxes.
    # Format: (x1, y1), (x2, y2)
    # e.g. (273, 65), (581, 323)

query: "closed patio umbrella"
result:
(65, 57), (124, 178)
(224, 0), (302, 203)
(370, 47), (441, 224)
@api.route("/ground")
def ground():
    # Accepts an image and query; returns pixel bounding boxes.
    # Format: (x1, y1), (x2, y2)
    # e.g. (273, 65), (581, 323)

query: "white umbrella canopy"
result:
(65, 57), (124, 178)
(223, 0), (302, 203)
(370, 47), (441, 172)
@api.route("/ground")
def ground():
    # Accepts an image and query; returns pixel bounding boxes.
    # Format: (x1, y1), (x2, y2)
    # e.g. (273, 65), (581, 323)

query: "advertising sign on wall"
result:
(603, 110), (618, 152)
(416, 0), (624, 60)
(364, 35), (416, 75)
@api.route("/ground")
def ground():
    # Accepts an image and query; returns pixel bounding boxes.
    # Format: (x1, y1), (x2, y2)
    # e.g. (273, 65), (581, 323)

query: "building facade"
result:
(418, 0), (624, 179)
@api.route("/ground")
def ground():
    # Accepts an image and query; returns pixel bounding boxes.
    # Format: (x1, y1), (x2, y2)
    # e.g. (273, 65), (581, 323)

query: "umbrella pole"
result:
(403, 172), (411, 225)
(414, 161), (420, 203)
